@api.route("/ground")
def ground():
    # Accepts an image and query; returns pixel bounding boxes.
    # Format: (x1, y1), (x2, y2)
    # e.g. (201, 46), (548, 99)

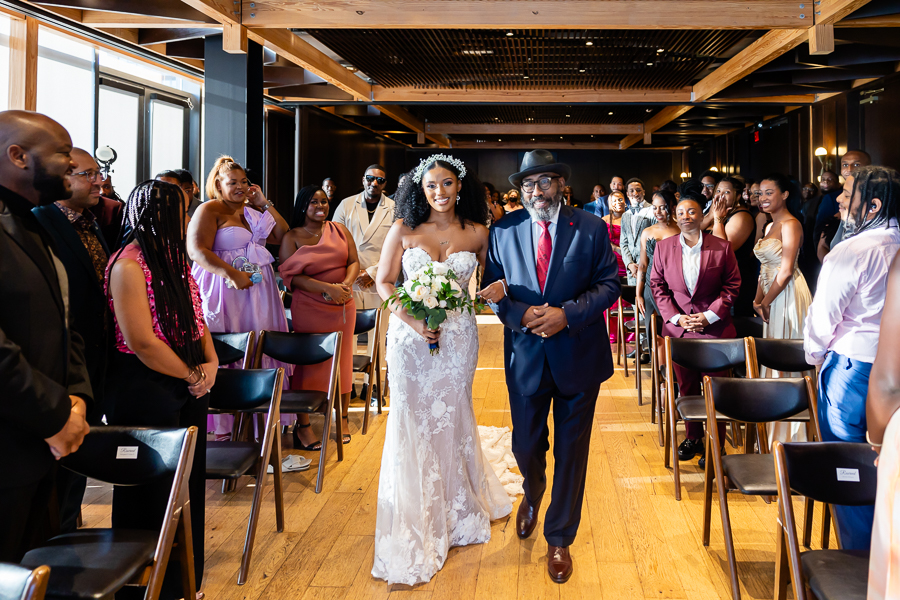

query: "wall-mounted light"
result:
(709, 166), (719, 172)
(815, 146), (833, 175)
(680, 172), (688, 179)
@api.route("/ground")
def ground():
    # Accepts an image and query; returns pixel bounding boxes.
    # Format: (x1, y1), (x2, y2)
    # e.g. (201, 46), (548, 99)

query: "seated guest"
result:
(636, 189), (680, 318)
(563, 185), (582, 209)
(105, 180), (218, 596)
(650, 197), (741, 464)
(505, 188), (524, 212)
(707, 176), (757, 317)
(187, 156), (292, 441)
(804, 165), (900, 551)
(0, 111), (91, 562)
(33, 148), (110, 533)
(583, 183), (608, 217)
(622, 178), (653, 285)
(279, 185), (359, 449)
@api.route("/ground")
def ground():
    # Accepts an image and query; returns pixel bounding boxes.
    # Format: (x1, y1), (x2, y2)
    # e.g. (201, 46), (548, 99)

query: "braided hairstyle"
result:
(113, 180), (205, 373)
(394, 160), (488, 229)
(845, 165), (900, 238)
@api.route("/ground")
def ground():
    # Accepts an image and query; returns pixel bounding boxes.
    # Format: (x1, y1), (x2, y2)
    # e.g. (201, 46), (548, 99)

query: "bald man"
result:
(815, 150), (872, 245)
(0, 111), (91, 560)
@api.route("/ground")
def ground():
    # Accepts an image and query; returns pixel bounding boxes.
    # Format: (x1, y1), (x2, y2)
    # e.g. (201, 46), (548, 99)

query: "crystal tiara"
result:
(412, 153), (467, 183)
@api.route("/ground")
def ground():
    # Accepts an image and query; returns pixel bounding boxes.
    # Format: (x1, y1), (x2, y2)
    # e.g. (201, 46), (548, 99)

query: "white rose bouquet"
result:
(383, 261), (480, 355)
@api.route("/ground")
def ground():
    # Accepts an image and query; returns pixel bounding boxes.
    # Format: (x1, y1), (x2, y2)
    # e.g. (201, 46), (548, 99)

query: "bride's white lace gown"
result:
(372, 248), (515, 586)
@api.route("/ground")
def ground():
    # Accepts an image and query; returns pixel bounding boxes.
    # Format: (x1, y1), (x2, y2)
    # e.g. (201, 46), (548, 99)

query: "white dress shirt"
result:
(531, 203), (560, 261)
(804, 219), (900, 366)
(669, 232), (720, 326)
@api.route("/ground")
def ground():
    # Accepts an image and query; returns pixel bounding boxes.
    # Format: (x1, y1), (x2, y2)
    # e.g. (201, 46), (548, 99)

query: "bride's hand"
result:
(411, 319), (440, 344)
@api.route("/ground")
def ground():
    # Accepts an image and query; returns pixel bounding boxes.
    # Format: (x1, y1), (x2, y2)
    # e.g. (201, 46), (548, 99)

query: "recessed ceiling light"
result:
(608, 111), (614, 115)
(566, 114), (571, 118)
(531, 138), (535, 141)
(560, 136), (563, 139)
(646, 108), (652, 112)
(586, 41), (593, 46)
(646, 62), (653, 66)
(523, 75), (529, 79)
(579, 69), (586, 73)
(506, 31), (514, 36)
(657, 48), (665, 53)
(498, 138), (502, 141)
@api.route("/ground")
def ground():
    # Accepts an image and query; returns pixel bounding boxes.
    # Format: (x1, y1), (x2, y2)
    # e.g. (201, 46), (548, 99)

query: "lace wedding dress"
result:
(372, 247), (517, 586)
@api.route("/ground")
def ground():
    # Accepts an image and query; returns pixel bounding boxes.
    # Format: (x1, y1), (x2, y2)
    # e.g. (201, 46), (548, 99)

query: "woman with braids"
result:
(279, 185), (358, 450)
(709, 176), (758, 317)
(105, 180), (217, 598)
(187, 156), (292, 442)
(805, 165), (900, 551)
(371, 154), (515, 585)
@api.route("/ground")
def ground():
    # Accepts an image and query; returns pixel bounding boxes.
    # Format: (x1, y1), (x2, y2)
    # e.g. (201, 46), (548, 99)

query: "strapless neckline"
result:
(404, 246), (477, 264)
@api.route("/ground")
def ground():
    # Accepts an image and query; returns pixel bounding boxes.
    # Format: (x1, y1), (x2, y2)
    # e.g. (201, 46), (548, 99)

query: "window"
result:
(36, 27), (95, 151)
(149, 98), (186, 177)
(98, 85), (140, 193)
(0, 15), (11, 112)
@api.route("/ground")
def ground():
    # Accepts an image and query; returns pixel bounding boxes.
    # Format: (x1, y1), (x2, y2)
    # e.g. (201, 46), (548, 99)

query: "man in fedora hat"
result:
(478, 149), (620, 583)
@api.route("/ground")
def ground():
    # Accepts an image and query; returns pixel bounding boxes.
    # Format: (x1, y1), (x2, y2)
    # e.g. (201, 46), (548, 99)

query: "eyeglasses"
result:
(701, 183), (716, 190)
(521, 176), (559, 192)
(365, 175), (386, 185)
(72, 169), (102, 182)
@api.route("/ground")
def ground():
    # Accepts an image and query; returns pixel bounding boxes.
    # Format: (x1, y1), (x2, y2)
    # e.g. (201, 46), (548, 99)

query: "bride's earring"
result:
(456, 194), (460, 205)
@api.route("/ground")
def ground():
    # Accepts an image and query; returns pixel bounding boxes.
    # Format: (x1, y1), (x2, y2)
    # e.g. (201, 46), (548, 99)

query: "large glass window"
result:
(36, 28), (95, 150)
(98, 85), (140, 194)
(149, 98), (185, 177)
(0, 15), (12, 112)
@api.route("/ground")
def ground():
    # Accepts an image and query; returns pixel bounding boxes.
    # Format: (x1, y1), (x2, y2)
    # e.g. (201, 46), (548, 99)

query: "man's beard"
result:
(33, 157), (71, 206)
(523, 190), (563, 221)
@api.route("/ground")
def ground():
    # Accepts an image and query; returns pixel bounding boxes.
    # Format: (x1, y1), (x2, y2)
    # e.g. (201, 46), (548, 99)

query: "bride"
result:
(372, 154), (515, 585)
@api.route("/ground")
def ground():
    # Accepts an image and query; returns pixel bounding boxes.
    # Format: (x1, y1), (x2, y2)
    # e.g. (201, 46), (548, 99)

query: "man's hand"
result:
(477, 280), (507, 304)
(45, 396), (90, 459)
(520, 305), (543, 328)
(356, 272), (375, 289)
(526, 304), (568, 338)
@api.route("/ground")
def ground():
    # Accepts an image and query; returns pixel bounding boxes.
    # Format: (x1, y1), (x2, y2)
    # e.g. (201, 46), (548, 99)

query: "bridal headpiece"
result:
(412, 153), (467, 183)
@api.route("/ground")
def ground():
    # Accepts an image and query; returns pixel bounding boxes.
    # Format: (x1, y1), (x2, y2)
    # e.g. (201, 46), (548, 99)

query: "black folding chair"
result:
(774, 441), (876, 600)
(649, 313), (664, 445)
(21, 427), (198, 600)
(254, 331), (343, 493)
(212, 331), (257, 369)
(0, 563), (50, 600)
(619, 285), (644, 402)
(703, 376), (818, 600)
(353, 308), (383, 435)
(206, 368), (285, 584)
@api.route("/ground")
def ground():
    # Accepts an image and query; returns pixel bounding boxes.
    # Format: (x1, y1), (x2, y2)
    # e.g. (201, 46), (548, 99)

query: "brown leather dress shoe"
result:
(547, 545), (573, 583)
(516, 496), (541, 539)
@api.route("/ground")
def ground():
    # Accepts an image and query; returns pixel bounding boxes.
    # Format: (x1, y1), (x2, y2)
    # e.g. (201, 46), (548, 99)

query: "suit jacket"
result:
(332, 192), (395, 308)
(0, 185), (92, 489)
(649, 233), (741, 340)
(620, 202), (652, 272)
(583, 198), (609, 218)
(88, 195), (124, 251)
(33, 204), (109, 419)
(484, 205), (621, 397)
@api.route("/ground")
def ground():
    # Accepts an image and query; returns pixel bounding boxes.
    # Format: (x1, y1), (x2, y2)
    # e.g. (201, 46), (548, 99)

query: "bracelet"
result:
(715, 217), (727, 223)
(866, 431), (883, 447)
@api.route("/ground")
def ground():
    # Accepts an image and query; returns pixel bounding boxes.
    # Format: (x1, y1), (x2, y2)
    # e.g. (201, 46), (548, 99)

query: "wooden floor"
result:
(81, 318), (833, 599)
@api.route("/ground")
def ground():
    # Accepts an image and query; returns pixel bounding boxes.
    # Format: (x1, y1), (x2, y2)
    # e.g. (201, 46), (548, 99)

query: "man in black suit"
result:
(33, 147), (109, 533)
(0, 110), (92, 561)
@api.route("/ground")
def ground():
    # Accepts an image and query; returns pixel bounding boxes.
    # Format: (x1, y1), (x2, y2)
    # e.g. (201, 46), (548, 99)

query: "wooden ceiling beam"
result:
(836, 15), (900, 26)
(241, 0), (808, 29)
(451, 141), (621, 150)
(375, 104), (450, 147)
(80, 11), (220, 28)
(32, 0), (215, 22)
(319, 107), (413, 148)
(138, 28), (212, 45)
(619, 105), (694, 149)
(372, 86), (693, 104)
(425, 123), (643, 135)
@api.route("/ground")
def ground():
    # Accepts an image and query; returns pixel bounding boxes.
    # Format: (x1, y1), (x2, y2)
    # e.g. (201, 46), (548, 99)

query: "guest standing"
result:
(602, 191), (628, 278)
(0, 111), (91, 561)
(636, 190), (680, 318)
(621, 178), (653, 285)
(505, 188), (524, 212)
(708, 177), (758, 317)
(804, 165), (900, 550)
(279, 185), (358, 449)
(105, 180), (218, 596)
(187, 156), (292, 440)
(583, 183), (609, 218)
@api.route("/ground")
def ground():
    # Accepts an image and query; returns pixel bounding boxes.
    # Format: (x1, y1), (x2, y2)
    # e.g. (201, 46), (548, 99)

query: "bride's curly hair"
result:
(393, 158), (488, 229)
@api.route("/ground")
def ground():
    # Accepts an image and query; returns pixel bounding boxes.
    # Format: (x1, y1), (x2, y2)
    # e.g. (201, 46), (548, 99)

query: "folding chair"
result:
(254, 331), (343, 493)
(211, 331), (256, 369)
(353, 308), (383, 435)
(649, 313), (664, 445)
(0, 563), (50, 600)
(21, 427), (198, 600)
(703, 376), (817, 600)
(620, 285), (644, 402)
(773, 441), (876, 600)
(205, 368), (285, 584)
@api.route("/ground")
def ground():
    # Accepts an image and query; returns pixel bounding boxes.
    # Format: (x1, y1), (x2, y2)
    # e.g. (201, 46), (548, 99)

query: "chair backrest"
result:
(0, 563), (50, 600)
(779, 442), (878, 506)
(60, 426), (196, 486)
(257, 331), (339, 367)
(707, 376), (810, 424)
(281, 289), (292, 309)
(212, 332), (255, 367)
(208, 368), (282, 412)
(668, 337), (745, 372)
(751, 338), (813, 374)
(733, 316), (764, 339)
(620, 285), (637, 305)
(354, 308), (378, 335)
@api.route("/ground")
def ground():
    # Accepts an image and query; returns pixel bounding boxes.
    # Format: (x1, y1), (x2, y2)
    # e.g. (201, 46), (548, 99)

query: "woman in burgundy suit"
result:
(649, 197), (741, 464)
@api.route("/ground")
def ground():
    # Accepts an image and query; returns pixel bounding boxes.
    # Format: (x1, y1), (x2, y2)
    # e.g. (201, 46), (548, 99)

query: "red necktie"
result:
(537, 221), (552, 292)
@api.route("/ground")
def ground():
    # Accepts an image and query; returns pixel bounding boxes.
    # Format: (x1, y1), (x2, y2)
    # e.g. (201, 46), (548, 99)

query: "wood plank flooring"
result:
(81, 318), (834, 599)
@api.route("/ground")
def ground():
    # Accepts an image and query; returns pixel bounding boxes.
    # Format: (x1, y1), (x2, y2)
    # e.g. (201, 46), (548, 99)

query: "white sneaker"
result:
(267, 454), (312, 473)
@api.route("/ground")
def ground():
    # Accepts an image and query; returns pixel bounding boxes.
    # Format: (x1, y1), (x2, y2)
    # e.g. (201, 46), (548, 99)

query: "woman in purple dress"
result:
(187, 156), (293, 440)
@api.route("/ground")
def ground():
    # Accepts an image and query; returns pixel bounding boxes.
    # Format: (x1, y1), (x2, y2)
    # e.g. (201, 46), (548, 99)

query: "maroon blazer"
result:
(649, 233), (741, 339)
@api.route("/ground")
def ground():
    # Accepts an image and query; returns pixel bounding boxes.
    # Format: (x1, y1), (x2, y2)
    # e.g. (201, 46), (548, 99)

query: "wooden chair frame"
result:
(650, 316), (665, 446)
(211, 331), (257, 493)
(0, 563), (51, 600)
(354, 308), (384, 435)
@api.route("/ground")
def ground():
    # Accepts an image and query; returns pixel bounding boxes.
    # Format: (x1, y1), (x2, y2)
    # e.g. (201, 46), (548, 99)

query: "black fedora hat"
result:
(508, 149), (572, 188)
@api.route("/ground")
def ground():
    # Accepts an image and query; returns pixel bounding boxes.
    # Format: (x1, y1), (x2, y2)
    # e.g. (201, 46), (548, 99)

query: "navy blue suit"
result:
(483, 205), (620, 546)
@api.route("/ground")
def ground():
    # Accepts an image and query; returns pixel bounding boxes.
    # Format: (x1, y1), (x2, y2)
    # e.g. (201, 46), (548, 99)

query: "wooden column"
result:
(9, 16), (38, 111)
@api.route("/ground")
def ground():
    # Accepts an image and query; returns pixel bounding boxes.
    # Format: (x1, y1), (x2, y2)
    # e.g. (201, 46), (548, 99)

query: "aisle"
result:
(80, 318), (834, 599)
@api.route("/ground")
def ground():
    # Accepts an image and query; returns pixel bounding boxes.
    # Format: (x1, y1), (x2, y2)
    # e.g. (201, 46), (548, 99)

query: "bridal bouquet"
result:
(383, 262), (480, 355)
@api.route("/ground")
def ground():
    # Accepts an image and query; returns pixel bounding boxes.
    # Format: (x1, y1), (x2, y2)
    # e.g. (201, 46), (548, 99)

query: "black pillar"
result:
(203, 35), (264, 187)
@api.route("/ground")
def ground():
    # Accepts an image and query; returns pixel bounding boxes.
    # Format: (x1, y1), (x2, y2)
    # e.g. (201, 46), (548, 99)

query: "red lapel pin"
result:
(569, 222), (573, 226)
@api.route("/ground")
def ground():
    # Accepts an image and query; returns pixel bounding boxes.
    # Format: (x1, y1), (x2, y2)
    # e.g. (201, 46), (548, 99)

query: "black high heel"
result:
(292, 422), (322, 451)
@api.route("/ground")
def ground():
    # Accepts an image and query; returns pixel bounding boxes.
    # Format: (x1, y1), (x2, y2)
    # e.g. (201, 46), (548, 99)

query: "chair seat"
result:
(721, 454), (777, 495)
(280, 389), (329, 413)
(21, 529), (157, 599)
(675, 396), (728, 422)
(785, 408), (810, 422)
(801, 549), (869, 600)
(206, 442), (258, 479)
(353, 355), (372, 372)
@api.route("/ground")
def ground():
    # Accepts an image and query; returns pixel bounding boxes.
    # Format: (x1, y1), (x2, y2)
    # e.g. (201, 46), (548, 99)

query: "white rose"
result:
(449, 281), (463, 296)
(439, 300), (447, 308)
(412, 286), (430, 301)
(403, 280), (416, 293)
(423, 296), (439, 309)
(430, 281), (442, 293)
(419, 275), (432, 286)
(432, 275), (448, 286)
(431, 263), (449, 275)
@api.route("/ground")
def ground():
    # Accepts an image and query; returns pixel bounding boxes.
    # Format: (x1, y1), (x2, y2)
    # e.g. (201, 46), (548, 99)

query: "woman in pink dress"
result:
(602, 191), (629, 342)
(279, 185), (358, 450)
(187, 156), (292, 440)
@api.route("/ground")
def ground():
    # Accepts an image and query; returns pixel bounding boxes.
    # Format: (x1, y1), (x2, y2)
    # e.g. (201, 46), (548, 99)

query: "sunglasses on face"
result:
(365, 175), (386, 185)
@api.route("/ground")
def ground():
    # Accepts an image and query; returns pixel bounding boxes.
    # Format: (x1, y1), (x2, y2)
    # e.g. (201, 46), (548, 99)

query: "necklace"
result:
(439, 240), (449, 245)
(303, 226), (321, 238)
